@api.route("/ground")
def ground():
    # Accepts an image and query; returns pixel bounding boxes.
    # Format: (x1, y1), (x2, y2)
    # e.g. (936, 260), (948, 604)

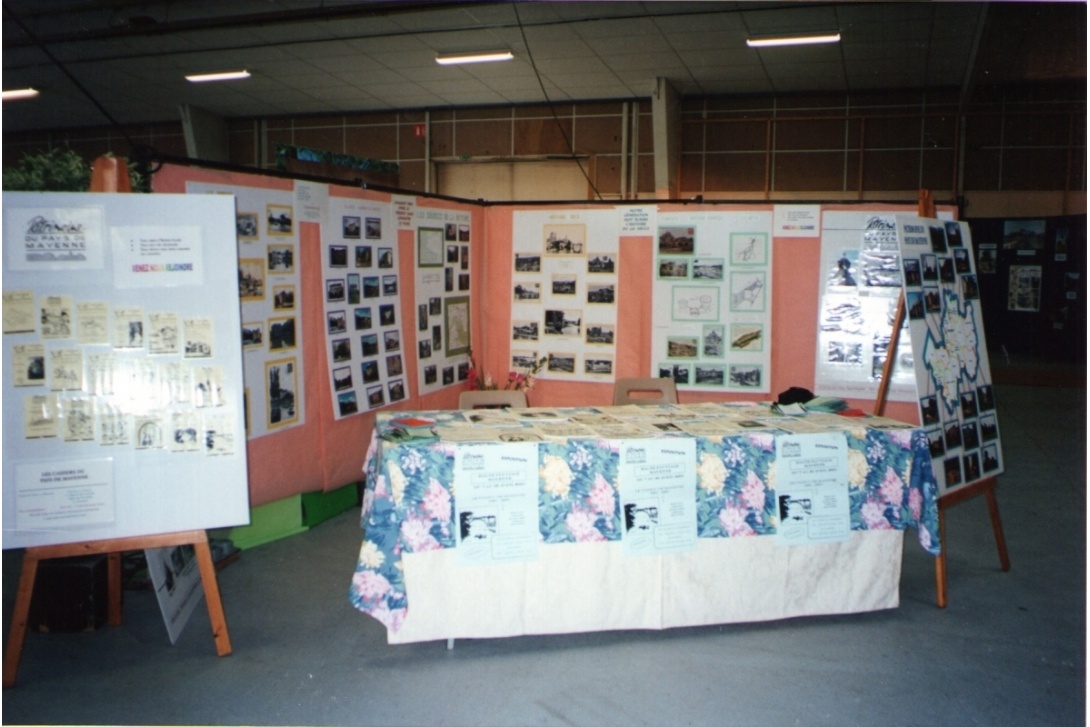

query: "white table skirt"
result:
(388, 529), (904, 644)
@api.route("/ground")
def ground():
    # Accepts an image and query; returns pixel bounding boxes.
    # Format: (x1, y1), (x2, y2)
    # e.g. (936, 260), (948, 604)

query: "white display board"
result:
(895, 216), (1004, 494)
(511, 209), (621, 382)
(185, 181), (306, 438)
(652, 210), (773, 392)
(2, 192), (250, 549)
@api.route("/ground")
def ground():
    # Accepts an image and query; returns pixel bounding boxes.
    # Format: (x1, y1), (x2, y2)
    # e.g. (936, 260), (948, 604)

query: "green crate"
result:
(301, 482), (361, 527)
(210, 494), (308, 550)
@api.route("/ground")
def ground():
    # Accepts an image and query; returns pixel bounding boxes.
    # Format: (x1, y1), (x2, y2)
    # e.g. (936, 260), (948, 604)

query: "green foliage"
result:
(2, 147), (91, 191)
(2, 148), (147, 192)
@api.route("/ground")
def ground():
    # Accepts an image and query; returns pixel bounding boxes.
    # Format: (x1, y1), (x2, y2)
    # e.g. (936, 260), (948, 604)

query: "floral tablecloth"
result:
(349, 405), (939, 631)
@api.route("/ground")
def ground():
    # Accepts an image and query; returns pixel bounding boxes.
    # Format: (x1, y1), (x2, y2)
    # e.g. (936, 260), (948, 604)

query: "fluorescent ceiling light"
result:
(435, 50), (513, 66)
(3, 87), (39, 101)
(185, 69), (251, 83)
(746, 32), (841, 48)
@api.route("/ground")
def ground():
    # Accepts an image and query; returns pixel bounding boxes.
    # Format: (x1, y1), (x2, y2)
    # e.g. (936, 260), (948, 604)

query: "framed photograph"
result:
(333, 366), (353, 391)
(272, 285), (295, 310)
(730, 233), (767, 265)
(347, 274), (360, 304)
(729, 272), (766, 312)
(326, 278), (345, 302)
(543, 224), (586, 255)
(543, 309), (582, 336)
(239, 258), (265, 301)
(241, 321), (265, 350)
(730, 323), (762, 352)
(515, 253), (541, 272)
(418, 227), (444, 267)
(266, 204), (293, 236)
(355, 245), (373, 268)
(342, 216), (361, 239)
(365, 217), (382, 240)
(329, 244), (348, 268)
(444, 295), (470, 356)
(672, 286), (719, 322)
(658, 257), (690, 279)
(265, 358), (298, 428)
(236, 212), (259, 241)
(267, 316), (296, 351)
(588, 253), (615, 274)
(658, 226), (695, 255)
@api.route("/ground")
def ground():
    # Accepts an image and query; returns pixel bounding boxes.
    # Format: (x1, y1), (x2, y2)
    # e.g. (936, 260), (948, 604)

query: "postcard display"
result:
(322, 196), (406, 417)
(895, 216), (1004, 494)
(186, 181), (305, 438)
(511, 210), (621, 381)
(2, 192), (249, 549)
(652, 210), (774, 392)
(413, 205), (473, 395)
(814, 211), (918, 401)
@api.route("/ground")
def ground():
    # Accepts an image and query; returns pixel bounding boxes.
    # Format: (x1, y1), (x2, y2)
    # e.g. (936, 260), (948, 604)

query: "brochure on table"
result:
(2, 192), (250, 549)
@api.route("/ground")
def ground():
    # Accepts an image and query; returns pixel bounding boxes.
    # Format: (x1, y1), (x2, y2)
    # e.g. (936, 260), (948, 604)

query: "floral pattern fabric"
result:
(349, 409), (940, 631)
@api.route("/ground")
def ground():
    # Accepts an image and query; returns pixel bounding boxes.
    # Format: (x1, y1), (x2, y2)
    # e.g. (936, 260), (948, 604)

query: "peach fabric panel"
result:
(153, 163), (324, 506)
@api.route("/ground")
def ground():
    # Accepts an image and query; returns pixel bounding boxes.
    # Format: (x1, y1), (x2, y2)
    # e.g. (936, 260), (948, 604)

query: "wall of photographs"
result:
(813, 210), (923, 402)
(2, 192), (250, 549)
(321, 196), (404, 418)
(651, 210), (774, 392)
(510, 209), (621, 382)
(896, 216), (1004, 495)
(187, 181), (306, 438)
(413, 203), (473, 395)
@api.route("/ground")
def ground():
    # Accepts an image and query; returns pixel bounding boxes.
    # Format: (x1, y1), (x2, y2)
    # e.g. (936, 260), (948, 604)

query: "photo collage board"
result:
(186, 182), (305, 438)
(511, 209), (621, 382)
(321, 196), (405, 419)
(895, 216), (1004, 494)
(2, 192), (250, 549)
(413, 205), (473, 396)
(651, 210), (774, 392)
(813, 211), (919, 402)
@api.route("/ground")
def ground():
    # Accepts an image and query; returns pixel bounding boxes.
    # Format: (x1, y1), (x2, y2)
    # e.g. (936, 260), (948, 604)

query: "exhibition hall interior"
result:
(2, 2), (1085, 725)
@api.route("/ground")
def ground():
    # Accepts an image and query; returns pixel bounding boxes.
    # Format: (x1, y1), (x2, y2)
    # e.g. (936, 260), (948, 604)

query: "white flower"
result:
(357, 540), (385, 569)
(541, 454), (573, 498)
(697, 452), (727, 495)
(388, 462), (407, 506)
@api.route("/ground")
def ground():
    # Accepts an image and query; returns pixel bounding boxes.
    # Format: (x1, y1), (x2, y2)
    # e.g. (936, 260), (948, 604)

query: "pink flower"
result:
(369, 601), (406, 631)
(741, 470), (766, 512)
(908, 488), (923, 521)
(422, 478), (451, 521)
(352, 569), (392, 601)
(719, 505), (755, 537)
(566, 507), (606, 542)
(879, 466), (905, 508)
(745, 432), (775, 451)
(861, 499), (891, 529)
(887, 429), (914, 449)
(586, 474), (616, 518)
(400, 516), (441, 551)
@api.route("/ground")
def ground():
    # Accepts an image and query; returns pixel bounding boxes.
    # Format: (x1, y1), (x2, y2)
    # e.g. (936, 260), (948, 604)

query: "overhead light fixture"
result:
(3, 87), (39, 101)
(185, 69), (252, 83)
(435, 50), (514, 66)
(746, 32), (841, 48)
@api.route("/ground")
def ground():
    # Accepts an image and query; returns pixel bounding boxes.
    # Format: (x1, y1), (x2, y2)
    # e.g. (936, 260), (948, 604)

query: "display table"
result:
(349, 403), (939, 644)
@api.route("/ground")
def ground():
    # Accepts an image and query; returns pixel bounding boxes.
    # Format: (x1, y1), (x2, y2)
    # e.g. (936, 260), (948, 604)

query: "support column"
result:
(651, 77), (680, 199)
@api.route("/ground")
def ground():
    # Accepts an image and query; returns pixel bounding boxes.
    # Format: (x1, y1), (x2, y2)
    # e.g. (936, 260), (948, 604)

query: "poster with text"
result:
(814, 211), (917, 402)
(414, 206), (472, 395)
(511, 209), (621, 382)
(186, 181), (305, 438)
(896, 216), (1003, 494)
(322, 196), (405, 417)
(651, 210), (773, 392)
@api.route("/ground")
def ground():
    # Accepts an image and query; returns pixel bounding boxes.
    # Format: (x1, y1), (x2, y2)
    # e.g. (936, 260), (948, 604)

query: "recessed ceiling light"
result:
(3, 87), (39, 101)
(746, 32), (841, 48)
(435, 50), (514, 66)
(185, 69), (252, 83)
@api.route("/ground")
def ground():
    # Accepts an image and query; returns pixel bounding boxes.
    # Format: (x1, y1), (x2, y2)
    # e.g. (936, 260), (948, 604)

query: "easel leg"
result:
(193, 538), (232, 656)
(107, 552), (123, 627)
(935, 509), (948, 609)
(4, 551), (41, 688)
(985, 485), (1012, 571)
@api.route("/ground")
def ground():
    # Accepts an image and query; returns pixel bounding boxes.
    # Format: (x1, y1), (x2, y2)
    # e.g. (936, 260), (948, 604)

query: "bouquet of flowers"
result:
(467, 350), (547, 391)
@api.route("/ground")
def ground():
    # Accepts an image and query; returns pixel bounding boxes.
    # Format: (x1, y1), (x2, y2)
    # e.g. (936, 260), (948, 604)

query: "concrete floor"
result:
(3, 383), (1085, 726)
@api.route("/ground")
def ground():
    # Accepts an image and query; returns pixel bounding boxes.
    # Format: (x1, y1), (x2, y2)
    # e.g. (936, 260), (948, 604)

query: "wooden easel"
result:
(873, 189), (1011, 608)
(4, 529), (232, 687)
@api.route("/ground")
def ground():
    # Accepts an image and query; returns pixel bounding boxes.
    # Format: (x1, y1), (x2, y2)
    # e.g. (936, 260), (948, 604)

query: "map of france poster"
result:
(895, 216), (1003, 494)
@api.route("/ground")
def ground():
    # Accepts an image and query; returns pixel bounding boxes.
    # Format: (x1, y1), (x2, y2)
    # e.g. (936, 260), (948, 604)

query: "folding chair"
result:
(612, 377), (678, 405)
(458, 389), (529, 410)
